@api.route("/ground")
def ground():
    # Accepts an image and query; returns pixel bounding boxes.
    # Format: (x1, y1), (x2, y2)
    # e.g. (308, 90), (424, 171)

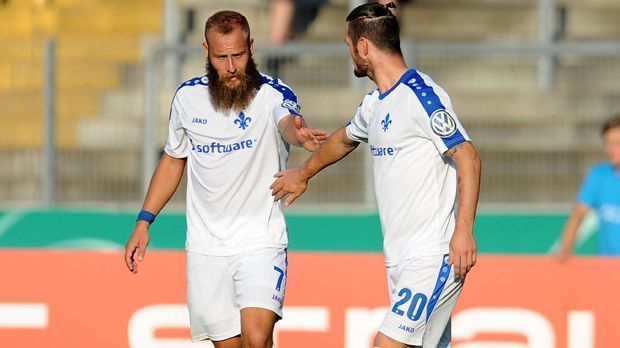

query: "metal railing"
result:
(3, 0), (620, 209)
(140, 38), (620, 208)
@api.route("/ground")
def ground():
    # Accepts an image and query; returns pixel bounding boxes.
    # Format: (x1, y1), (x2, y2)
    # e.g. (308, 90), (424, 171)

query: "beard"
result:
(351, 53), (369, 78)
(353, 65), (368, 78)
(207, 56), (262, 113)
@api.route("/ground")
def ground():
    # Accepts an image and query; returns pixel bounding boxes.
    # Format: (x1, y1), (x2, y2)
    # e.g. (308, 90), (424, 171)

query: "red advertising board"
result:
(0, 250), (618, 347)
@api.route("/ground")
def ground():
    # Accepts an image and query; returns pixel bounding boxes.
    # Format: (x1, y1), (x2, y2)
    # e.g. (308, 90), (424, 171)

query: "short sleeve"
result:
(345, 92), (376, 143)
(577, 165), (603, 208)
(164, 93), (190, 158)
(407, 71), (470, 155)
(268, 78), (302, 125)
(420, 88), (470, 154)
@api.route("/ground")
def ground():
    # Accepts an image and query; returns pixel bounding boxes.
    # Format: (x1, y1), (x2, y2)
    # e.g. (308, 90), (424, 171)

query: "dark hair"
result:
(204, 11), (251, 44)
(346, 2), (401, 55)
(602, 114), (620, 135)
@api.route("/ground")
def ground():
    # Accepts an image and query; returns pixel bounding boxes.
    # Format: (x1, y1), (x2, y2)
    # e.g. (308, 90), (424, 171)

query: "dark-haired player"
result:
(271, 3), (481, 347)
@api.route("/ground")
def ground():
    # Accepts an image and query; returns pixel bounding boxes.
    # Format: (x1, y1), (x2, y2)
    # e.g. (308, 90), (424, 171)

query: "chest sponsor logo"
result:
(430, 109), (457, 137)
(234, 112), (252, 130)
(190, 138), (256, 154)
(381, 113), (392, 132)
(191, 117), (208, 124)
(370, 145), (399, 157)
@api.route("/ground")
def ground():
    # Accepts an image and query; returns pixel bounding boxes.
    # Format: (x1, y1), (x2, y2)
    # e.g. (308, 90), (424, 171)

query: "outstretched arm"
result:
(557, 203), (589, 262)
(271, 127), (359, 205)
(278, 115), (329, 152)
(447, 141), (481, 278)
(124, 153), (186, 274)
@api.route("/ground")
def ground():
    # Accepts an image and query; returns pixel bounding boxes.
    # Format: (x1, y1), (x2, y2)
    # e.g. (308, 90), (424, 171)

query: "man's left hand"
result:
(449, 229), (477, 278)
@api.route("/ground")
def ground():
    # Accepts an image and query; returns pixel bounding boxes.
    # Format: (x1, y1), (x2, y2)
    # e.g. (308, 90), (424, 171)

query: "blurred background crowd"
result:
(2, 0), (619, 212)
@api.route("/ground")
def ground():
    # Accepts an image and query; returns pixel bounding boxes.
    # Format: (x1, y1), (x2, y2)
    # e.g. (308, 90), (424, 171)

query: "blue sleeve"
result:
(577, 166), (602, 208)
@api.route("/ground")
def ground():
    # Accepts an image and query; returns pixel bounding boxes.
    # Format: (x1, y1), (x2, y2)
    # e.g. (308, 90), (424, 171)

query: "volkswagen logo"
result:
(430, 109), (457, 137)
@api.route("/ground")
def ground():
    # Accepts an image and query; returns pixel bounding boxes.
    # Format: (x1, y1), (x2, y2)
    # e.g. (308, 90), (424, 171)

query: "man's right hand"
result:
(124, 222), (150, 274)
(270, 168), (309, 206)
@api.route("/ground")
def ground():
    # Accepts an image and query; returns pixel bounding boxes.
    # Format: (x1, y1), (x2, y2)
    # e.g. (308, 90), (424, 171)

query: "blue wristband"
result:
(137, 210), (156, 224)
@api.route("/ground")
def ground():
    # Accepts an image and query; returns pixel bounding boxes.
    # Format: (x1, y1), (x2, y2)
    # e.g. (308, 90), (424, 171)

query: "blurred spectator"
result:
(266, 0), (403, 77)
(269, 0), (402, 45)
(268, 0), (330, 46)
(377, 0), (402, 16)
(267, 0), (328, 77)
(269, 0), (296, 46)
(558, 114), (620, 260)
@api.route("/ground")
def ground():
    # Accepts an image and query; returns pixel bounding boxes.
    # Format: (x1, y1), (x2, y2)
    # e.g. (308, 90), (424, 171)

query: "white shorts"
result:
(379, 254), (463, 347)
(186, 247), (288, 342)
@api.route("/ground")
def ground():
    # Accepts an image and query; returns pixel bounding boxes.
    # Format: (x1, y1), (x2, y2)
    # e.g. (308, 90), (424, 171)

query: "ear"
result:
(357, 37), (369, 58)
(202, 42), (209, 58)
(249, 37), (254, 56)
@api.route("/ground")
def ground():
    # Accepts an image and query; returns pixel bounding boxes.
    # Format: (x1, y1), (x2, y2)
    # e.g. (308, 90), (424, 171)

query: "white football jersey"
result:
(165, 73), (300, 256)
(346, 69), (470, 266)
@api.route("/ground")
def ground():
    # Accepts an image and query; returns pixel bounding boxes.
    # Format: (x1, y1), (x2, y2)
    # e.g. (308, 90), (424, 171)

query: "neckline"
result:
(378, 69), (415, 100)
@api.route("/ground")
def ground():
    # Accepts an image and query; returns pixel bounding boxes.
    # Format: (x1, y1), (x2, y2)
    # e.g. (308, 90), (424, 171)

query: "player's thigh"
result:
(186, 251), (241, 342)
(236, 247), (288, 317)
(379, 254), (461, 347)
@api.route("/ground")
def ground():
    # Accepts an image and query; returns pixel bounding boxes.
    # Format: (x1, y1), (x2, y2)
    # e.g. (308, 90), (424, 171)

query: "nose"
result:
(226, 56), (236, 74)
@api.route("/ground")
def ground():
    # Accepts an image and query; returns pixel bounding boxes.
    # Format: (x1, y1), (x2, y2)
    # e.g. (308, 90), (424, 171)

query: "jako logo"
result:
(398, 324), (415, 333)
(192, 117), (207, 124)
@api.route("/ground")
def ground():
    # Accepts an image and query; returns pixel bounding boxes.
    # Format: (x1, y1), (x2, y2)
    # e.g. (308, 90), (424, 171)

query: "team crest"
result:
(281, 99), (301, 114)
(381, 114), (392, 132)
(234, 112), (252, 130)
(430, 109), (457, 137)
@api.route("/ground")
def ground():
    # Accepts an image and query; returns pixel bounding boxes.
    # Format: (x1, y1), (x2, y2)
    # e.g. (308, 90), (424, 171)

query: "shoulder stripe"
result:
(170, 75), (208, 121)
(176, 75), (209, 92)
(261, 75), (298, 102)
(404, 69), (466, 148)
(261, 75), (300, 115)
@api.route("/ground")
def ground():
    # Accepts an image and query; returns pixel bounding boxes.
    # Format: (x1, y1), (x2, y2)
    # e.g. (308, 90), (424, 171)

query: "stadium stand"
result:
(1, 0), (619, 205)
(0, 0), (161, 201)
(0, 0), (161, 148)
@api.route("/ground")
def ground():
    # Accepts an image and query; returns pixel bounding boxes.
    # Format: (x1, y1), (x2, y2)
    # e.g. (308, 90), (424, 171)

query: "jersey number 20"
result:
(391, 288), (428, 321)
